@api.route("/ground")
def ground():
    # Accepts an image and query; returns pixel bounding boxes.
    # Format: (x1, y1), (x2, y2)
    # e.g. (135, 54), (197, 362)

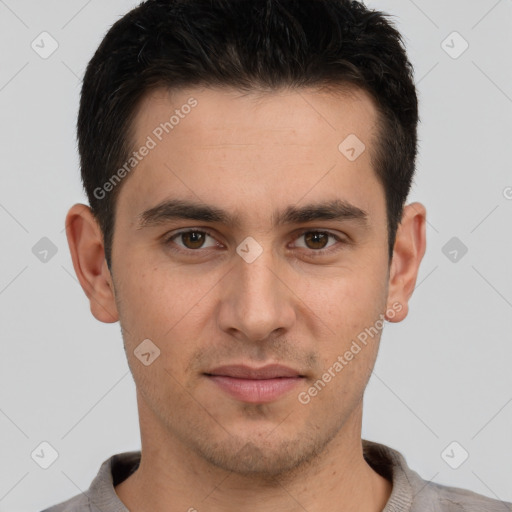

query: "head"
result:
(67, 0), (426, 478)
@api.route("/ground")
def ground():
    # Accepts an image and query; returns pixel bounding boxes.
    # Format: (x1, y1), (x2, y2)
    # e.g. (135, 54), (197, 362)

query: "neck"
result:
(115, 398), (392, 512)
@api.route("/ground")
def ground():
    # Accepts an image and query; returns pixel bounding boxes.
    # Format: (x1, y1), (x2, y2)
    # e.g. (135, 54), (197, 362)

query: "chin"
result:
(188, 426), (336, 480)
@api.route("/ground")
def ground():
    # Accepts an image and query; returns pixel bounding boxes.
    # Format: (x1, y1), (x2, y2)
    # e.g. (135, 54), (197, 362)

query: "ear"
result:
(385, 202), (427, 322)
(65, 203), (119, 323)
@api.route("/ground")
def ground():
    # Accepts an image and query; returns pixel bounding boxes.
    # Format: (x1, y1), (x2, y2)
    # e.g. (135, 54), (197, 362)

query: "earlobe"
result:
(385, 202), (427, 323)
(65, 203), (119, 323)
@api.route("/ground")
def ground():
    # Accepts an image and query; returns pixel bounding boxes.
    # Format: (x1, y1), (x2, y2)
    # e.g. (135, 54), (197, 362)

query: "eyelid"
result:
(290, 227), (345, 242)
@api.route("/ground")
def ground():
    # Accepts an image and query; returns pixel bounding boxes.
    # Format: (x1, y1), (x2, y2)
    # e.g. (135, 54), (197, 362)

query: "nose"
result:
(217, 243), (296, 343)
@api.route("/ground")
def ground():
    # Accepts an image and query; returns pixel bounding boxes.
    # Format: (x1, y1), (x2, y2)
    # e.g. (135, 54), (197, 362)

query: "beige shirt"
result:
(41, 439), (512, 512)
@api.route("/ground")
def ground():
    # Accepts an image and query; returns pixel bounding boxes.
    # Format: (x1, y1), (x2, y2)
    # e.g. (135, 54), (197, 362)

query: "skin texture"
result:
(66, 85), (426, 512)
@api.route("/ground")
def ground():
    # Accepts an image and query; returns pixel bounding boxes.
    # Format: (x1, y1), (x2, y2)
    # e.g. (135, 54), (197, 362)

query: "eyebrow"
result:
(136, 198), (369, 230)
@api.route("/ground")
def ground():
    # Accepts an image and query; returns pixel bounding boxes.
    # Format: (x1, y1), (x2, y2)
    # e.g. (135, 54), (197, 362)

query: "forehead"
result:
(133, 84), (378, 146)
(117, 84), (383, 228)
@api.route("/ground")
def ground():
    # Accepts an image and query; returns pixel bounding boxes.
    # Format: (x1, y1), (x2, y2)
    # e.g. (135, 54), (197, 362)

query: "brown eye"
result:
(180, 231), (207, 249)
(166, 229), (218, 251)
(293, 230), (339, 253)
(303, 231), (330, 250)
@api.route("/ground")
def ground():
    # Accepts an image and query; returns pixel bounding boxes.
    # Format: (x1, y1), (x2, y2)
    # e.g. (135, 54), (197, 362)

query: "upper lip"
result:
(205, 364), (303, 379)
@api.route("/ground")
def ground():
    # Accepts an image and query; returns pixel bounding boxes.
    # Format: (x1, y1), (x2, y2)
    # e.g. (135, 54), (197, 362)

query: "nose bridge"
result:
(219, 238), (294, 341)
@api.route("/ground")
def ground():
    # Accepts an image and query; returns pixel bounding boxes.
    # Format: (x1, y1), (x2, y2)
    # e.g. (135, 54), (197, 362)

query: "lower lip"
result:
(207, 375), (303, 403)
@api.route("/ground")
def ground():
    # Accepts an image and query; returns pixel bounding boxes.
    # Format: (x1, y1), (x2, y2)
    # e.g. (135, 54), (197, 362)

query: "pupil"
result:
(185, 232), (204, 248)
(306, 232), (327, 249)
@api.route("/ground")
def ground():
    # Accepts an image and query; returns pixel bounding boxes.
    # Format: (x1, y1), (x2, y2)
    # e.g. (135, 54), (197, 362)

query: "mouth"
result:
(204, 364), (306, 403)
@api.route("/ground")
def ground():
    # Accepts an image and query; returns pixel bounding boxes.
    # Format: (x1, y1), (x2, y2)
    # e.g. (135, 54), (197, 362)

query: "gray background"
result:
(0, 0), (511, 510)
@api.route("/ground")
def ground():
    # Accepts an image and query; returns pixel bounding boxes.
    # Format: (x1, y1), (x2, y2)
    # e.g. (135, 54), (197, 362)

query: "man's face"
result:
(108, 86), (394, 476)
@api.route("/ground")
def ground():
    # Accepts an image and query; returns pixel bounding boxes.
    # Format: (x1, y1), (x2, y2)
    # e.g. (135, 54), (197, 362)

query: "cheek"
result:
(305, 281), (386, 407)
(308, 264), (388, 331)
(300, 263), (388, 384)
(114, 264), (220, 375)
(116, 260), (203, 332)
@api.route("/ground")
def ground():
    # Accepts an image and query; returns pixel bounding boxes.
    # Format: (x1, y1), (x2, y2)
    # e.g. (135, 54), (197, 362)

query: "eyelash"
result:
(163, 228), (347, 257)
